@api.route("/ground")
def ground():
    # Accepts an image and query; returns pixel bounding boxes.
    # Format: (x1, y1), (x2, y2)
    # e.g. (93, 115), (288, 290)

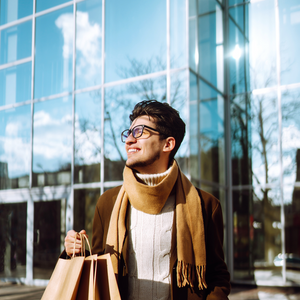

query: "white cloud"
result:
(282, 125), (300, 149)
(55, 13), (73, 59)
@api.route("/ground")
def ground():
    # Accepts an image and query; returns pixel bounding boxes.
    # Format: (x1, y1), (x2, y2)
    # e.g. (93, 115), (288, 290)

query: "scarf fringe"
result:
(177, 261), (207, 290)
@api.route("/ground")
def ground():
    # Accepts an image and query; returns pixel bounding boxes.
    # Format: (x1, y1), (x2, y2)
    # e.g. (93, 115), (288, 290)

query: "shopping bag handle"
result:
(71, 232), (92, 258)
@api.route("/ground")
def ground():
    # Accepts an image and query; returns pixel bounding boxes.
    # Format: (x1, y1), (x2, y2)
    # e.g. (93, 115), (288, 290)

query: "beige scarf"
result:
(105, 161), (207, 290)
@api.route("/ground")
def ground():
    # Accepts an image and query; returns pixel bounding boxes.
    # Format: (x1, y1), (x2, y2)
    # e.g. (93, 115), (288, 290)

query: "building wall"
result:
(0, 0), (300, 286)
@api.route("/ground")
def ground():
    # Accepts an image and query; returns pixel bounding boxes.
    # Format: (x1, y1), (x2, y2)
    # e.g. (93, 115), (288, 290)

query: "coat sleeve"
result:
(204, 200), (231, 299)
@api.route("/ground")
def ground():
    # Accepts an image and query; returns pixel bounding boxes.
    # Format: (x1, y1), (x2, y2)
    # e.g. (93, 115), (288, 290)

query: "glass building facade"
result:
(0, 0), (299, 286)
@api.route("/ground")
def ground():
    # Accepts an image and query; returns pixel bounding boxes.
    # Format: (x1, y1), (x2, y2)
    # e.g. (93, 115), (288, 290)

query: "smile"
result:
(128, 149), (139, 153)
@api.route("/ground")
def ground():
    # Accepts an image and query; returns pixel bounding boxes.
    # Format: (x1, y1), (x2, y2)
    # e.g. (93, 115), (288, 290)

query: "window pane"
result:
(199, 80), (225, 185)
(75, 90), (101, 184)
(285, 185), (300, 284)
(0, 21), (32, 65)
(251, 92), (279, 186)
(198, 0), (219, 15)
(0, 202), (27, 278)
(105, 0), (166, 82)
(33, 200), (65, 279)
(229, 19), (249, 94)
(32, 96), (72, 187)
(279, 0), (300, 85)
(104, 76), (166, 181)
(198, 3), (224, 92)
(0, 62), (31, 106)
(171, 70), (188, 173)
(229, 0), (244, 6)
(229, 4), (249, 38)
(36, 0), (70, 13)
(75, 0), (102, 90)
(34, 6), (73, 99)
(249, 0), (277, 90)
(0, 0), (33, 25)
(74, 188), (100, 245)
(282, 87), (300, 185)
(189, 15), (197, 72)
(0, 105), (31, 190)
(170, 0), (186, 69)
(231, 94), (252, 186)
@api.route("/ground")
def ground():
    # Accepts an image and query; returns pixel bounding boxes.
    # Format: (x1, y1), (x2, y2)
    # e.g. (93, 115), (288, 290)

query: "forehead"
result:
(130, 115), (156, 129)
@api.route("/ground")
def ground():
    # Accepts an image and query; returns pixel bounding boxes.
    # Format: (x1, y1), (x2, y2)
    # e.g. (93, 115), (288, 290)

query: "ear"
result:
(163, 137), (176, 153)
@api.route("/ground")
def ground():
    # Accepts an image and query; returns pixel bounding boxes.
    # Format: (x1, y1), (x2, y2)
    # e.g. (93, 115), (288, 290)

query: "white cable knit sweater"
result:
(127, 169), (175, 300)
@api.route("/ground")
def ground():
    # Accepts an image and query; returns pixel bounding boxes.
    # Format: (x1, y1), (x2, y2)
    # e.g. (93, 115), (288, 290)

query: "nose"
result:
(125, 132), (137, 144)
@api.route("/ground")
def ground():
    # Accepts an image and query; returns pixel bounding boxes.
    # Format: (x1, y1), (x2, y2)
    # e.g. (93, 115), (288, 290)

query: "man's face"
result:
(124, 115), (167, 174)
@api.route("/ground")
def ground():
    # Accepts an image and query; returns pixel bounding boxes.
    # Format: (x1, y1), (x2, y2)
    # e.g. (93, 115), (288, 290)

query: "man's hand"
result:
(64, 229), (88, 256)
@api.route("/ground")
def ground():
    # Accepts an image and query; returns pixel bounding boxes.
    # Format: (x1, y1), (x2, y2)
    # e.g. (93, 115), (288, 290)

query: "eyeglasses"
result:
(121, 124), (160, 143)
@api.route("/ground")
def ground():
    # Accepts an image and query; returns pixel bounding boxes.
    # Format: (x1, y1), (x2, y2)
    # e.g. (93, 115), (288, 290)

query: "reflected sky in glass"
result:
(170, 0), (186, 69)
(198, 3), (224, 92)
(0, 20), (32, 65)
(279, 0), (300, 85)
(32, 96), (72, 173)
(76, 0), (102, 90)
(104, 76), (166, 180)
(0, 62), (31, 106)
(0, 105), (31, 180)
(36, 0), (70, 13)
(34, 6), (73, 99)
(0, 0), (33, 25)
(105, 0), (166, 82)
(249, 0), (276, 90)
(229, 4), (248, 38)
(75, 90), (101, 167)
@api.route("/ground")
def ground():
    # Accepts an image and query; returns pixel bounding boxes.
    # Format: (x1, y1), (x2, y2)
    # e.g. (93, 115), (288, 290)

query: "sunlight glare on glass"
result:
(232, 44), (242, 61)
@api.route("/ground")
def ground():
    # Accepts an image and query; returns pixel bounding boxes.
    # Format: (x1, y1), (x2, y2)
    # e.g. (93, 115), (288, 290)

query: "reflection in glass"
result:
(231, 94), (252, 186)
(189, 16), (197, 72)
(229, 4), (249, 37)
(34, 6), (73, 99)
(198, 0), (219, 15)
(74, 189), (100, 245)
(0, 105), (31, 190)
(76, 0), (102, 90)
(33, 200), (65, 279)
(0, 202), (27, 278)
(198, 2), (224, 92)
(0, 0), (33, 25)
(75, 90), (101, 184)
(249, 0), (276, 90)
(199, 81), (225, 185)
(104, 76), (166, 181)
(170, 0), (186, 69)
(0, 21), (32, 65)
(0, 62), (31, 106)
(279, 1), (300, 85)
(32, 97), (72, 187)
(282, 88), (300, 185)
(229, 19), (249, 95)
(36, 0), (70, 13)
(171, 71), (188, 174)
(251, 92), (279, 186)
(284, 186), (300, 284)
(105, 0), (166, 82)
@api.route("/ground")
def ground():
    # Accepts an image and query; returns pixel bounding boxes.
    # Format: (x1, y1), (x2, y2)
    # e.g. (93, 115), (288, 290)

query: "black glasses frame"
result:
(121, 124), (160, 143)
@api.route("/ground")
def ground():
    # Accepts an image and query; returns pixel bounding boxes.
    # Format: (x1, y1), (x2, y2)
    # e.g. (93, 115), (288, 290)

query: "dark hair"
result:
(129, 100), (186, 163)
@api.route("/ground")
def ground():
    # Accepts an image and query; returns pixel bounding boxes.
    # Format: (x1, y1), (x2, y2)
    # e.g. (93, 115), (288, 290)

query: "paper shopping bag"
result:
(41, 253), (85, 300)
(96, 253), (121, 300)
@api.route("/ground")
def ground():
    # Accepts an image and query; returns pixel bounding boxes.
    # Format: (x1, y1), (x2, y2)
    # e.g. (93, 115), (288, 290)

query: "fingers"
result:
(64, 229), (85, 256)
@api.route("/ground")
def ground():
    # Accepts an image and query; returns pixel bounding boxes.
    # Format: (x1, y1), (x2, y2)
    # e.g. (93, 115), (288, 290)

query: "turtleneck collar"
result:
(135, 166), (172, 186)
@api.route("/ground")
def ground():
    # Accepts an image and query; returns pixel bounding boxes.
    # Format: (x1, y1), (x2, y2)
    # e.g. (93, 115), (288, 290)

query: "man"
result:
(65, 100), (230, 299)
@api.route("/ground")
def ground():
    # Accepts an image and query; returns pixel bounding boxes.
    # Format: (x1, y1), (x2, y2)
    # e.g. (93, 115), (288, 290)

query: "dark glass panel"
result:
(74, 188), (100, 246)
(0, 62), (31, 106)
(0, 202), (27, 278)
(0, 105), (31, 190)
(231, 94), (252, 186)
(229, 3), (249, 37)
(104, 76), (166, 181)
(74, 90), (101, 184)
(33, 200), (65, 279)
(32, 96), (72, 187)
(198, 0), (219, 15)
(0, 0), (33, 25)
(34, 6), (73, 99)
(105, 0), (166, 82)
(75, 0), (102, 90)
(0, 21), (32, 65)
